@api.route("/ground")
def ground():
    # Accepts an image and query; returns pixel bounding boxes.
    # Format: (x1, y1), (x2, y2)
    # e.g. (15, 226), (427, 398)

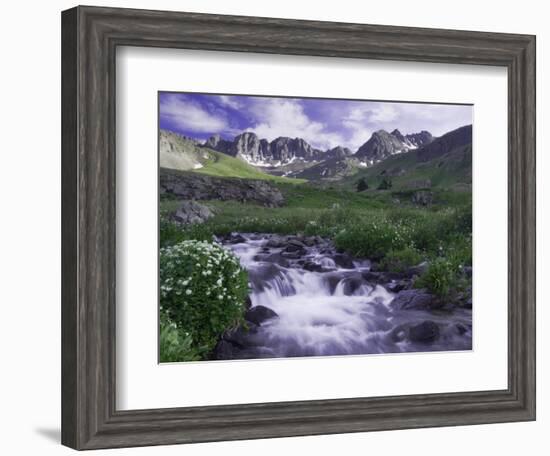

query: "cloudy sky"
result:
(159, 92), (472, 151)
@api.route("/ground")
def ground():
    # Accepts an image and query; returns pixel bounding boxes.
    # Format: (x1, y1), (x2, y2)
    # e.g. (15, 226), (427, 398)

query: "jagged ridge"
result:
(203, 128), (433, 170)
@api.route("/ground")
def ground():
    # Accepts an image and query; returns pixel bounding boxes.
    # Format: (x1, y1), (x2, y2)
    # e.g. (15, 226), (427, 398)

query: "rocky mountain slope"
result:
(161, 124), (470, 183)
(355, 129), (433, 164)
(160, 130), (205, 171)
(338, 125), (473, 190)
(202, 127), (434, 177)
(204, 131), (325, 167)
(416, 125), (471, 162)
(159, 130), (302, 183)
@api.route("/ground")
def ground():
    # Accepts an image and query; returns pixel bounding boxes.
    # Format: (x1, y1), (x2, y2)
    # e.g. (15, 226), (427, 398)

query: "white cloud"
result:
(160, 94), (229, 134)
(369, 104), (399, 123)
(342, 103), (398, 128)
(340, 102), (472, 149)
(246, 98), (344, 150)
(217, 95), (242, 110)
(341, 104), (393, 149)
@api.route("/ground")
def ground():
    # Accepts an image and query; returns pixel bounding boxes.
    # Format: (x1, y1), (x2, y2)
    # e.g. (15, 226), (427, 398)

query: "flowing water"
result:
(220, 233), (472, 359)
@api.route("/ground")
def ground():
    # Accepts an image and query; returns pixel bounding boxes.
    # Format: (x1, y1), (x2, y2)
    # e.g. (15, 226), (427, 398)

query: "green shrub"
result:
(449, 204), (472, 235)
(443, 233), (472, 267)
(405, 206), (471, 255)
(380, 247), (423, 273)
(160, 240), (249, 358)
(160, 218), (217, 247)
(377, 177), (393, 190)
(415, 257), (458, 297)
(356, 177), (369, 192)
(159, 313), (200, 362)
(334, 216), (412, 258)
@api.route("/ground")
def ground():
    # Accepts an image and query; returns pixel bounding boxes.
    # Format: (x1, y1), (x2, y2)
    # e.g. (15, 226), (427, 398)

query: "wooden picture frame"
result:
(61, 5), (536, 450)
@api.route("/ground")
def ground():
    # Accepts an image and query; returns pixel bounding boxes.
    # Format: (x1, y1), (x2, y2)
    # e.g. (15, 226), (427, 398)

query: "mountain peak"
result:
(355, 129), (434, 164)
(236, 131), (259, 140)
(391, 129), (405, 142)
(326, 145), (353, 160)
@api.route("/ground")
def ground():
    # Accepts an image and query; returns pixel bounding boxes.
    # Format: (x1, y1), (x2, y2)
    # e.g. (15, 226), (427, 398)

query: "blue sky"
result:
(159, 92), (472, 151)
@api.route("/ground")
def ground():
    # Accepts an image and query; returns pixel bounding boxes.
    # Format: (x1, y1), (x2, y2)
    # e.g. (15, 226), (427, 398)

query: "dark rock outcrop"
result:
(160, 168), (285, 207)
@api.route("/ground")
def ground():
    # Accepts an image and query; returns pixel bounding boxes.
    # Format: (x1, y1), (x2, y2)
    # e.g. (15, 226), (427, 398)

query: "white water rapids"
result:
(221, 233), (472, 359)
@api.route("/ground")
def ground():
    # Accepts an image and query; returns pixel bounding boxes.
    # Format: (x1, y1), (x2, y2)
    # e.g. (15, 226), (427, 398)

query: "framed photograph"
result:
(61, 6), (536, 450)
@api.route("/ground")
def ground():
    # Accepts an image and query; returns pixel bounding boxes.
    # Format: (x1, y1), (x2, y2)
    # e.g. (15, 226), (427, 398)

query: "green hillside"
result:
(194, 148), (305, 183)
(159, 129), (303, 184)
(338, 143), (472, 191)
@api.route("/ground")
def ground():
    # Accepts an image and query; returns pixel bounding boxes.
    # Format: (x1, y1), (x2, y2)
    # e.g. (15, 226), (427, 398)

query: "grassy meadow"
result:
(161, 178), (472, 297)
(159, 133), (472, 362)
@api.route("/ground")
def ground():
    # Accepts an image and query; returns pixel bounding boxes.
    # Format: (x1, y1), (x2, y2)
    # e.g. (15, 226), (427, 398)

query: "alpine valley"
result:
(160, 124), (471, 187)
(159, 120), (473, 362)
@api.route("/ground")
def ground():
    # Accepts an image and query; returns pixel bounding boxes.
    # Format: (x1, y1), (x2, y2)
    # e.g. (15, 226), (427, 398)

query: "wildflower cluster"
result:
(160, 240), (249, 358)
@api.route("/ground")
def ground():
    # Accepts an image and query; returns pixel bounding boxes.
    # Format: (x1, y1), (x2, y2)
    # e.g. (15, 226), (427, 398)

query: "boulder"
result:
(281, 248), (306, 259)
(411, 190), (433, 206)
(332, 253), (355, 269)
(222, 324), (258, 348)
(301, 236), (324, 247)
(265, 235), (287, 248)
(283, 240), (306, 254)
(226, 233), (247, 244)
(390, 288), (439, 310)
(385, 279), (412, 293)
(409, 321), (440, 343)
(253, 252), (290, 268)
(362, 271), (382, 282)
(244, 306), (279, 326)
(302, 261), (332, 273)
(213, 340), (240, 360)
(171, 200), (214, 225)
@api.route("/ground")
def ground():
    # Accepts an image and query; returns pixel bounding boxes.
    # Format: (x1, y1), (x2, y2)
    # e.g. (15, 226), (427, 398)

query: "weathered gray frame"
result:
(61, 5), (536, 450)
